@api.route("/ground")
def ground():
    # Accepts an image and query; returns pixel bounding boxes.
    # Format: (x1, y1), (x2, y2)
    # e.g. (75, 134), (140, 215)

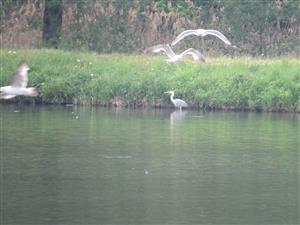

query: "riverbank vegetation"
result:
(1, 49), (299, 112)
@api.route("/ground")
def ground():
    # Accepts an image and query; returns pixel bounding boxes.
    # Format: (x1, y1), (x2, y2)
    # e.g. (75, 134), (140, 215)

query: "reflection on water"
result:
(1, 105), (299, 225)
(103, 155), (133, 159)
(170, 110), (188, 137)
(170, 110), (188, 124)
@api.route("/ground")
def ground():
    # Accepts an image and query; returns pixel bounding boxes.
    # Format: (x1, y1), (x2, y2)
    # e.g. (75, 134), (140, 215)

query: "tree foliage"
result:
(42, 0), (63, 48)
(1, 0), (299, 56)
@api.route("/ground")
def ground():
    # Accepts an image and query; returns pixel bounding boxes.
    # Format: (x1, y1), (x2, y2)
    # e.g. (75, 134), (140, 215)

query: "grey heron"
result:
(0, 61), (38, 99)
(171, 29), (236, 48)
(165, 91), (188, 110)
(144, 44), (206, 63)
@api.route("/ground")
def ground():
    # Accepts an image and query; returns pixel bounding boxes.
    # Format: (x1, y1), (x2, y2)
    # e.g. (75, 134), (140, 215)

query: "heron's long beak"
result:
(164, 91), (170, 94)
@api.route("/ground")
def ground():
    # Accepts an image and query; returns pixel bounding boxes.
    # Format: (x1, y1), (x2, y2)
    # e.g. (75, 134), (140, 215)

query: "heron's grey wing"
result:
(171, 30), (199, 46)
(180, 48), (206, 62)
(11, 68), (28, 88)
(144, 44), (175, 58)
(174, 98), (188, 107)
(204, 29), (233, 46)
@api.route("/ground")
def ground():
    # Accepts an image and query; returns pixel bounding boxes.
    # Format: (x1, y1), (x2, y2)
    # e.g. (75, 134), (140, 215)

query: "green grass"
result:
(1, 48), (299, 112)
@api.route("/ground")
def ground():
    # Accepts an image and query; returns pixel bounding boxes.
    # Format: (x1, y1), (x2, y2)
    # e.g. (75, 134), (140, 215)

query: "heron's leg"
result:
(179, 106), (182, 111)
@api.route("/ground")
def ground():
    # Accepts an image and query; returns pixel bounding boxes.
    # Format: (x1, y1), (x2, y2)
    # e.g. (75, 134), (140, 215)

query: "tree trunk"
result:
(42, 0), (63, 48)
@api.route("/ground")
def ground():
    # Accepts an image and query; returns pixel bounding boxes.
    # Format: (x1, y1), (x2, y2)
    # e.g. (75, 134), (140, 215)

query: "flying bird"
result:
(171, 29), (236, 48)
(0, 61), (38, 99)
(165, 91), (188, 110)
(144, 44), (206, 63)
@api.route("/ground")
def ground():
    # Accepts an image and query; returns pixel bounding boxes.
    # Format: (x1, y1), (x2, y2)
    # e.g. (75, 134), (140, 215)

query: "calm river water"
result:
(1, 105), (299, 224)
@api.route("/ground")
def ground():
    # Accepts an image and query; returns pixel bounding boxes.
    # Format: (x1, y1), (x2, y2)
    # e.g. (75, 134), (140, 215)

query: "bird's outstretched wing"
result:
(171, 30), (200, 46)
(144, 44), (176, 59)
(203, 29), (234, 46)
(0, 93), (16, 99)
(172, 28), (236, 48)
(11, 62), (29, 88)
(180, 48), (206, 63)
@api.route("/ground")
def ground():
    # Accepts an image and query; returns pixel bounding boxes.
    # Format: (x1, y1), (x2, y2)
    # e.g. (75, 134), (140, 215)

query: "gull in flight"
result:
(0, 60), (38, 99)
(144, 44), (206, 63)
(171, 29), (237, 48)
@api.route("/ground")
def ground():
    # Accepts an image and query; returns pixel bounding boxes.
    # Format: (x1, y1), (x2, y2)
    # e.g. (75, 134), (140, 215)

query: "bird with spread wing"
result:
(171, 28), (237, 48)
(0, 61), (38, 99)
(144, 44), (206, 63)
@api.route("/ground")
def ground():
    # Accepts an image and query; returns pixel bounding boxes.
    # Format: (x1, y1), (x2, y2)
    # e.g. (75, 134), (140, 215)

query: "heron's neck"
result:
(170, 93), (174, 102)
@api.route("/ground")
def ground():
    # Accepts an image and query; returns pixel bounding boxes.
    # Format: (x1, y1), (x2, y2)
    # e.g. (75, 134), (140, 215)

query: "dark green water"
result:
(1, 105), (299, 225)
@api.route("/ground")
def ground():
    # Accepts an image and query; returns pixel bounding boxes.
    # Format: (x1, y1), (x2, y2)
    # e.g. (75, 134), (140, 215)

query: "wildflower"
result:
(77, 59), (81, 62)
(89, 62), (92, 65)
(90, 73), (94, 77)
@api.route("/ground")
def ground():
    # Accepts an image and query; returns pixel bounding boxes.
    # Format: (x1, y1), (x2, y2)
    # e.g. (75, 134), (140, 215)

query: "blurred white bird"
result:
(0, 61), (38, 99)
(165, 91), (188, 110)
(171, 29), (236, 48)
(144, 44), (206, 63)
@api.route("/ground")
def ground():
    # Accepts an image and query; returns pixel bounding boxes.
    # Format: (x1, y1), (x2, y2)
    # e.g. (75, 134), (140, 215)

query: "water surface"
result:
(1, 105), (299, 224)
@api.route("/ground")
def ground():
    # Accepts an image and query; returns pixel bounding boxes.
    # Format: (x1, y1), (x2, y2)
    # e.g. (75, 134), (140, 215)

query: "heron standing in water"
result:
(0, 60), (38, 99)
(165, 91), (188, 110)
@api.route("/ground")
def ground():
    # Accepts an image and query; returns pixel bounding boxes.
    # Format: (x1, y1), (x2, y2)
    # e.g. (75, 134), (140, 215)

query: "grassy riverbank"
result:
(1, 49), (299, 112)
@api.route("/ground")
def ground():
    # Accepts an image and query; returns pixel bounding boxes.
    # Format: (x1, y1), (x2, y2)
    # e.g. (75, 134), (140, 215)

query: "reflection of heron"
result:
(165, 91), (188, 111)
(0, 61), (38, 99)
(169, 110), (188, 140)
(170, 110), (188, 121)
(171, 29), (236, 48)
(144, 44), (206, 63)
